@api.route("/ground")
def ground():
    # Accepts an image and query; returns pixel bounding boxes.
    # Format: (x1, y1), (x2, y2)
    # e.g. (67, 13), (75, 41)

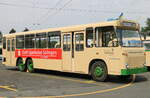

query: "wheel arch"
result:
(88, 59), (107, 75)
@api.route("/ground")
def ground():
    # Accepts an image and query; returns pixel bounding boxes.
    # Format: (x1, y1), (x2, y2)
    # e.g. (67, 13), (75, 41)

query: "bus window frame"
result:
(7, 39), (11, 51)
(48, 31), (61, 49)
(16, 35), (25, 49)
(12, 38), (15, 51)
(3, 37), (6, 49)
(95, 26), (119, 48)
(86, 27), (94, 48)
(75, 33), (84, 51)
(36, 32), (47, 49)
(25, 34), (35, 49)
(63, 34), (71, 51)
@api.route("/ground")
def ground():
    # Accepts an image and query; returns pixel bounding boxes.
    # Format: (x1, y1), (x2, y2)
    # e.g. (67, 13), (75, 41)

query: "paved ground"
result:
(0, 62), (150, 98)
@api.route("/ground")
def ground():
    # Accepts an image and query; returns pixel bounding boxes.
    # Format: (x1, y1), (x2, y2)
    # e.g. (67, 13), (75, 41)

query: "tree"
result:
(23, 27), (29, 32)
(0, 31), (2, 42)
(141, 18), (150, 39)
(141, 18), (150, 32)
(0, 31), (2, 38)
(9, 28), (16, 34)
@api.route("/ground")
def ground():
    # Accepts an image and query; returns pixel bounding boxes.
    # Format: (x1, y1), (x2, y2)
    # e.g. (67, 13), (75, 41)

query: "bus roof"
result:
(4, 19), (138, 38)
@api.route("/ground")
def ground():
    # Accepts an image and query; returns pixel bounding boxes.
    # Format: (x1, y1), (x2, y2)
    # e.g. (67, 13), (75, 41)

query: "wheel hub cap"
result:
(95, 67), (103, 77)
(19, 63), (24, 71)
(28, 64), (33, 71)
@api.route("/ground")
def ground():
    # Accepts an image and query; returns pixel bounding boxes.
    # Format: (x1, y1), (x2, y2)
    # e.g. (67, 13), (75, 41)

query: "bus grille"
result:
(127, 54), (145, 68)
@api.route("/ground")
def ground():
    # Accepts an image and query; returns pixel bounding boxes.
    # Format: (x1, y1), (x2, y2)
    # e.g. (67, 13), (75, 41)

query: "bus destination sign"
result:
(121, 22), (136, 27)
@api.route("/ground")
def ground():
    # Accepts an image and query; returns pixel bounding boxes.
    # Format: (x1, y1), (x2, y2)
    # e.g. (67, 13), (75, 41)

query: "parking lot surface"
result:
(0, 62), (150, 98)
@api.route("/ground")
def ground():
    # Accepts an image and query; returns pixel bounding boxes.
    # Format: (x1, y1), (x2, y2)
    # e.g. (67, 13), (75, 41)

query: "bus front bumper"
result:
(121, 66), (148, 75)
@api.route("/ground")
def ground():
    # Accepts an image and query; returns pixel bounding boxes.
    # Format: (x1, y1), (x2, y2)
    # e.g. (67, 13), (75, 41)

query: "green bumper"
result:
(145, 50), (150, 52)
(121, 66), (148, 75)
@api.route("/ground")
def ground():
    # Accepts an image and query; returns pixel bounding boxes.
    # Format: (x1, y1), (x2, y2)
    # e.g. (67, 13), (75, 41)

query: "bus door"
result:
(62, 33), (73, 72)
(73, 32), (85, 72)
(6, 38), (15, 65)
(6, 38), (11, 65)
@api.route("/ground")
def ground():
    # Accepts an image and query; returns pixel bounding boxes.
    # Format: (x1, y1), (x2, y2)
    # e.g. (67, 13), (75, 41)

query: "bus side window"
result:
(3, 37), (6, 49)
(16, 35), (24, 49)
(86, 28), (93, 48)
(7, 40), (10, 51)
(12, 39), (15, 51)
(95, 26), (117, 47)
(25, 34), (35, 49)
(63, 34), (71, 51)
(36, 33), (47, 48)
(102, 32), (110, 47)
(48, 31), (61, 48)
(75, 33), (84, 51)
(102, 32), (117, 47)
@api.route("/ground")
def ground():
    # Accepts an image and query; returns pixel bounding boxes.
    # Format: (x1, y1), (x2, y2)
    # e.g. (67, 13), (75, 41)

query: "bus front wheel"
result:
(26, 59), (34, 73)
(17, 58), (27, 72)
(91, 61), (108, 82)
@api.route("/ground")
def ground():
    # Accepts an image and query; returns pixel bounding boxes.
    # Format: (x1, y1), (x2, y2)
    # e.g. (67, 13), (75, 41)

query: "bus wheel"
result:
(17, 58), (27, 72)
(91, 61), (108, 82)
(26, 59), (34, 73)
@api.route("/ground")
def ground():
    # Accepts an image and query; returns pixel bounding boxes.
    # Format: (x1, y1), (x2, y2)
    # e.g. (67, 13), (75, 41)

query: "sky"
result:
(0, 0), (150, 34)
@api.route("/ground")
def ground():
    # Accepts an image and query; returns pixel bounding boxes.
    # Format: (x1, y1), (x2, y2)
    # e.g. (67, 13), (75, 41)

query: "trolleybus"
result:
(2, 19), (147, 81)
(142, 37), (150, 69)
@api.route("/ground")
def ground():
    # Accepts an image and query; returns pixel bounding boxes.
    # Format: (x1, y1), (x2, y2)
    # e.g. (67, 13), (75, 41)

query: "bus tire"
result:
(91, 61), (108, 82)
(17, 58), (27, 72)
(26, 59), (34, 73)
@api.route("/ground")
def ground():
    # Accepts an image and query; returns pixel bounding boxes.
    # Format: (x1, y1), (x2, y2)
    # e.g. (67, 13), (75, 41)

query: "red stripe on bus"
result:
(15, 49), (62, 59)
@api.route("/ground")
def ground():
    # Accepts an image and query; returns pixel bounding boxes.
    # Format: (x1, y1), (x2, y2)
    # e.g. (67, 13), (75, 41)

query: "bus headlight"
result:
(125, 63), (129, 69)
(143, 63), (147, 66)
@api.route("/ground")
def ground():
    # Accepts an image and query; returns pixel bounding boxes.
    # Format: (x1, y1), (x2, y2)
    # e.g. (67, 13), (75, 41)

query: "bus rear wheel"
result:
(26, 59), (34, 73)
(17, 58), (27, 72)
(91, 61), (108, 82)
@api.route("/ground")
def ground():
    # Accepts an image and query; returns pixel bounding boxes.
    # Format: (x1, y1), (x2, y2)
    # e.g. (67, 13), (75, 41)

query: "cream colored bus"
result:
(142, 37), (150, 69)
(2, 20), (147, 81)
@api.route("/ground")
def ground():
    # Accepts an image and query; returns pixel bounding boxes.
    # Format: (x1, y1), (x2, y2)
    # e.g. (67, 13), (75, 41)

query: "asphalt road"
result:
(0, 62), (150, 98)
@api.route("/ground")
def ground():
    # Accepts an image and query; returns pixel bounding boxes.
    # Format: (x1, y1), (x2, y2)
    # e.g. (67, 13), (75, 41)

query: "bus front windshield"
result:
(116, 29), (142, 47)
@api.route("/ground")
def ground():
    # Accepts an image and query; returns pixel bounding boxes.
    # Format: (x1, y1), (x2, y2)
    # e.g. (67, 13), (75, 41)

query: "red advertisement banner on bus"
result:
(15, 49), (62, 59)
